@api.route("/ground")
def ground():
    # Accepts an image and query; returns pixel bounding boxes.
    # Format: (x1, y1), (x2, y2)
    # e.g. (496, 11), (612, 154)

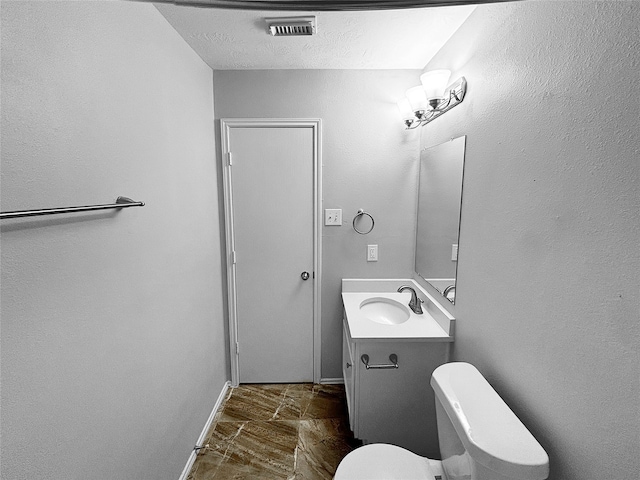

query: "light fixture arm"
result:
(404, 119), (420, 129)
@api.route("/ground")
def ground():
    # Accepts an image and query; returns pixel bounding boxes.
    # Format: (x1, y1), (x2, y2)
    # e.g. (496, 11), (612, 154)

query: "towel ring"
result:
(352, 209), (375, 235)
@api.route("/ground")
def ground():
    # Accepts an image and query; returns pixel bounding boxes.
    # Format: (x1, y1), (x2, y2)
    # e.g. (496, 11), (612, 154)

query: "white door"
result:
(222, 120), (319, 384)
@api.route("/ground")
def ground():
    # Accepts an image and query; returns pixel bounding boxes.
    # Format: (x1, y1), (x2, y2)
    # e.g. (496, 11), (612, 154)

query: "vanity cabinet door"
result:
(342, 320), (355, 430)
(354, 341), (448, 458)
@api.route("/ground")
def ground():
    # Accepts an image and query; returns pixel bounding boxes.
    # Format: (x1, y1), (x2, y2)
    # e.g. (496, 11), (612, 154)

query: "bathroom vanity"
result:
(342, 279), (454, 458)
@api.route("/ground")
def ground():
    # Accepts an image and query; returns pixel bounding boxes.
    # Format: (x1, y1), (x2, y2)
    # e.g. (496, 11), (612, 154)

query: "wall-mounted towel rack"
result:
(0, 196), (145, 220)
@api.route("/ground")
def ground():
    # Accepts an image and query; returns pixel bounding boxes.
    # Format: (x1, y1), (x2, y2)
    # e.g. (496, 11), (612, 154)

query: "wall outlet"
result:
(367, 244), (378, 262)
(324, 208), (342, 226)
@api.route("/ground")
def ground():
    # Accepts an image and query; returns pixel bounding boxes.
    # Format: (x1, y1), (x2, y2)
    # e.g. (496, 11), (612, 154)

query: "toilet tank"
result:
(430, 363), (549, 480)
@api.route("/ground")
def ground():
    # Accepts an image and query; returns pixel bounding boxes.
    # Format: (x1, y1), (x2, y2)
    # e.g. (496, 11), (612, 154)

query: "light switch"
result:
(325, 209), (342, 226)
(367, 245), (378, 262)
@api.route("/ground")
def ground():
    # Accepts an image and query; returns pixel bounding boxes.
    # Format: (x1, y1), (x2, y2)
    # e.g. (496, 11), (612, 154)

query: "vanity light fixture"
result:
(397, 69), (467, 129)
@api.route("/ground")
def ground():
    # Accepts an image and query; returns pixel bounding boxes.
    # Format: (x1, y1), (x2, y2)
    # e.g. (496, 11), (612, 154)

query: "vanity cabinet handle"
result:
(361, 354), (399, 370)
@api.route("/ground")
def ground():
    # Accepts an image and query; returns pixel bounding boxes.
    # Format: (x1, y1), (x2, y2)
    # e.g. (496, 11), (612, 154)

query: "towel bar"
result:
(0, 196), (145, 220)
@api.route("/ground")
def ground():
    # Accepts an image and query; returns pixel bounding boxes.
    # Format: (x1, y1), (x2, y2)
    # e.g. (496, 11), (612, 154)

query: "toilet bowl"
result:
(333, 443), (442, 480)
(334, 362), (549, 480)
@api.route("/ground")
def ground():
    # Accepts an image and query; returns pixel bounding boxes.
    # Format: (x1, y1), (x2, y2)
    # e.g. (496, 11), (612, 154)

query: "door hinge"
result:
(313, 271), (315, 279)
(227, 152), (233, 166)
(231, 251), (237, 264)
(235, 342), (239, 355)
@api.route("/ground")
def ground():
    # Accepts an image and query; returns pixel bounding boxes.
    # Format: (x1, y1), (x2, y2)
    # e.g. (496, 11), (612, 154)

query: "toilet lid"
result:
(334, 444), (435, 480)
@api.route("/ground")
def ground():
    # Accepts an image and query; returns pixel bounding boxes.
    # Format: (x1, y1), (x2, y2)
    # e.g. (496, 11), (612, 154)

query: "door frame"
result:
(220, 118), (322, 386)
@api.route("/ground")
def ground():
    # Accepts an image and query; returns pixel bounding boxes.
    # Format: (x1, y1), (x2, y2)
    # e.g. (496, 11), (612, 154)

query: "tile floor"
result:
(187, 383), (360, 480)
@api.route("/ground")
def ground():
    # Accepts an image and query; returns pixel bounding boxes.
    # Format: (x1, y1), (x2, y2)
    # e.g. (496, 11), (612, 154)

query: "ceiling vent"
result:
(266, 16), (316, 37)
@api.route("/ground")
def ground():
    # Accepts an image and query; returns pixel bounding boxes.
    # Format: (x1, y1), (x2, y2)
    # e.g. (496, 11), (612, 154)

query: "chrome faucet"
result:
(397, 285), (424, 314)
(443, 285), (456, 302)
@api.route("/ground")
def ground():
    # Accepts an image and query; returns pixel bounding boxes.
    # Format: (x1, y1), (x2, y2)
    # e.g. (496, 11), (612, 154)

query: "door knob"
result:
(301, 271), (310, 281)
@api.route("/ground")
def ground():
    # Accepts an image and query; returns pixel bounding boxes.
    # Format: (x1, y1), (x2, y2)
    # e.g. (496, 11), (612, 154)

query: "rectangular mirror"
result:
(414, 135), (466, 304)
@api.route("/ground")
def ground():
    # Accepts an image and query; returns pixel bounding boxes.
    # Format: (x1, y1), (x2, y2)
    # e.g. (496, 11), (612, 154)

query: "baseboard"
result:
(320, 377), (344, 385)
(178, 381), (231, 480)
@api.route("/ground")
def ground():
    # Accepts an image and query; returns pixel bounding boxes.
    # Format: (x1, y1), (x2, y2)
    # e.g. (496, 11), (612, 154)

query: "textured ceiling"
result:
(154, 4), (476, 69)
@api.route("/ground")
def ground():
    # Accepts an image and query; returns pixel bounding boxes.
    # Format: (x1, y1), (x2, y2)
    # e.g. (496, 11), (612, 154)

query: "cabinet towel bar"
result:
(0, 196), (145, 220)
(361, 354), (399, 370)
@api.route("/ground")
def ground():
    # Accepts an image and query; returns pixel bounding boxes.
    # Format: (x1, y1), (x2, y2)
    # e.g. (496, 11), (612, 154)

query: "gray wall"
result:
(0, 2), (228, 478)
(212, 70), (421, 379)
(419, 2), (639, 479)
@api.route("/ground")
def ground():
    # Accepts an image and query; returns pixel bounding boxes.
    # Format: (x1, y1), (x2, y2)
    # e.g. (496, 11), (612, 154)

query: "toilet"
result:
(334, 362), (549, 480)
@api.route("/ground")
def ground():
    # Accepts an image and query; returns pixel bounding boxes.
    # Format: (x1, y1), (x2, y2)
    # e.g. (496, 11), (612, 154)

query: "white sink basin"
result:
(359, 297), (410, 325)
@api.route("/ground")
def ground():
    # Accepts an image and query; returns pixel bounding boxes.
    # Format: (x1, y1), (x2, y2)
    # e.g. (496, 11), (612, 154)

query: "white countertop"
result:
(342, 291), (453, 342)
